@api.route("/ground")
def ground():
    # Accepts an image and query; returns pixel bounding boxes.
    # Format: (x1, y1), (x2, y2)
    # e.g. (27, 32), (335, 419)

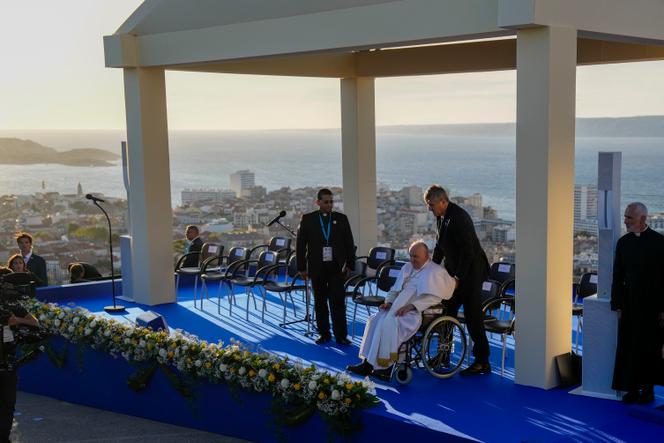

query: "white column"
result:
(515, 26), (577, 388)
(123, 67), (175, 305)
(341, 77), (377, 255)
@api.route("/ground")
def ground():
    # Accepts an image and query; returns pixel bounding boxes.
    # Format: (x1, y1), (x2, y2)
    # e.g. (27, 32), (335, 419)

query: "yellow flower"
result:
(323, 378), (330, 385)
(268, 373), (276, 383)
(167, 351), (174, 359)
(345, 383), (353, 391)
(293, 383), (301, 391)
(272, 363), (280, 370)
(205, 362), (212, 369)
(318, 392), (326, 400)
(248, 369), (256, 378)
(344, 398), (352, 406)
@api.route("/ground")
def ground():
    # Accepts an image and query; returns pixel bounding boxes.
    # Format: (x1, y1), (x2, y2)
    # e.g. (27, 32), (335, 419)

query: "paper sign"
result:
(235, 249), (245, 256)
(498, 263), (511, 273)
(389, 269), (401, 278)
(275, 238), (286, 246)
(482, 281), (492, 291)
(375, 251), (387, 260)
(589, 274), (598, 284)
(208, 245), (218, 253)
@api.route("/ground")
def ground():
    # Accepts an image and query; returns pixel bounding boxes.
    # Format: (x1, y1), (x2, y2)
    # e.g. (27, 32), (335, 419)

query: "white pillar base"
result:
(576, 295), (621, 400)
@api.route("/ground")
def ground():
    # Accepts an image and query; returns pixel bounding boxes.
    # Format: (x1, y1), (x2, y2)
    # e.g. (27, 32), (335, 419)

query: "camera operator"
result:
(1, 286), (39, 443)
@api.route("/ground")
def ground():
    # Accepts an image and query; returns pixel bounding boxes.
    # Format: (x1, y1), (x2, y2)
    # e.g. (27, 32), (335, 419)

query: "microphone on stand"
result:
(85, 193), (106, 203)
(266, 210), (287, 227)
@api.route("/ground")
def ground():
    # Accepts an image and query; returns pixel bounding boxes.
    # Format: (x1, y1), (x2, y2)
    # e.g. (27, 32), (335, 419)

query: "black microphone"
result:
(266, 210), (287, 227)
(85, 193), (106, 203)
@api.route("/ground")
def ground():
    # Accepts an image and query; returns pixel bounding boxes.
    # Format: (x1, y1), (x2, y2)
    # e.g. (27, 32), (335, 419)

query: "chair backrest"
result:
(367, 247), (395, 271)
(2, 272), (34, 286)
(489, 261), (515, 285)
(577, 272), (598, 300)
(258, 250), (278, 268)
(287, 254), (300, 279)
(378, 264), (402, 292)
(480, 280), (500, 305)
(227, 247), (249, 265)
(201, 243), (224, 263)
(269, 236), (291, 252)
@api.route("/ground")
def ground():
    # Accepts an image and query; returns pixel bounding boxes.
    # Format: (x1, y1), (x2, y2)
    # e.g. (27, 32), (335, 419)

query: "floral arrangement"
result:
(25, 299), (379, 432)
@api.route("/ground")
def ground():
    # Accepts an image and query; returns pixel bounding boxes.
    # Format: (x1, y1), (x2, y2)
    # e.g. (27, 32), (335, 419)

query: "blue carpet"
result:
(33, 281), (664, 442)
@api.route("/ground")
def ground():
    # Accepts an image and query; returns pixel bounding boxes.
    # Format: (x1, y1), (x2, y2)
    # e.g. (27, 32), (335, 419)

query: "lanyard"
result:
(319, 214), (332, 244)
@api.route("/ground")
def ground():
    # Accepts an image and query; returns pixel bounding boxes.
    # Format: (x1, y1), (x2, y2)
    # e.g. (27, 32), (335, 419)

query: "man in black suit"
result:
(296, 188), (355, 345)
(425, 185), (491, 375)
(182, 225), (203, 268)
(15, 232), (48, 287)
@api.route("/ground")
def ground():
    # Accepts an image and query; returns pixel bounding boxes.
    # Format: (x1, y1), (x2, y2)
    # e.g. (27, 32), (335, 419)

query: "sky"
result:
(1, 1), (664, 131)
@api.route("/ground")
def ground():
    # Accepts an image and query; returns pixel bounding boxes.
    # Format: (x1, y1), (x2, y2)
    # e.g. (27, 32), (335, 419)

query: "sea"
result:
(1, 129), (663, 221)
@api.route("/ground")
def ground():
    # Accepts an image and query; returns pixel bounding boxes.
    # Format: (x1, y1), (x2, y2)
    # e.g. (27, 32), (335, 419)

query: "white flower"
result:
(159, 349), (167, 358)
(139, 340), (146, 348)
(72, 317), (80, 324)
(84, 328), (92, 336)
(219, 364), (228, 372)
(195, 360), (202, 367)
(54, 319), (61, 327)
(67, 326), (75, 333)
(39, 314), (46, 321)
(124, 338), (131, 345)
(238, 367), (247, 375)
(336, 379), (345, 386)
(258, 369), (268, 378)
(104, 329), (111, 337)
(331, 390), (341, 400)
(125, 330), (133, 337)
(308, 381), (318, 390)
(90, 320), (97, 328)
(280, 379), (290, 389)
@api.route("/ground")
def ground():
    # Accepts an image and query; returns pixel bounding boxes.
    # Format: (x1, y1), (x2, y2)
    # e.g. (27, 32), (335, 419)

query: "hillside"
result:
(0, 138), (120, 166)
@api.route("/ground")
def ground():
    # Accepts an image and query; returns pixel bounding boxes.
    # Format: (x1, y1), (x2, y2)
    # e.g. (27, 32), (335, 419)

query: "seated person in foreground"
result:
(347, 241), (455, 380)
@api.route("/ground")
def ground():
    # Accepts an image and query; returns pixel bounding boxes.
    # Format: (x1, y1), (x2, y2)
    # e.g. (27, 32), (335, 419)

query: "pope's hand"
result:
(395, 304), (415, 316)
(379, 302), (392, 311)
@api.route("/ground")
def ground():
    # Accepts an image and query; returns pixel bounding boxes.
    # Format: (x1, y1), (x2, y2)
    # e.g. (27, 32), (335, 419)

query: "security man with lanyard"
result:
(1, 281), (39, 443)
(296, 188), (356, 345)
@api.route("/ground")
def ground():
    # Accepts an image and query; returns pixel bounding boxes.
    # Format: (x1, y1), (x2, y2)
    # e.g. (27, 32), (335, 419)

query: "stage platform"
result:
(21, 280), (664, 442)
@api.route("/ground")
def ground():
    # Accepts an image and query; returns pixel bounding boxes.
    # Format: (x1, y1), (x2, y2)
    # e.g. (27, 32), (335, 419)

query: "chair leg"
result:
(574, 316), (580, 354)
(260, 288), (267, 323)
(501, 334), (506, 377)
(193, 276), (199, 309)
(351, 303), (358, 338)
(246, 288), (251, 320)
(289, 292), (297, 316)
(175, 274), (180, 296)
(217, 281), (222, 315)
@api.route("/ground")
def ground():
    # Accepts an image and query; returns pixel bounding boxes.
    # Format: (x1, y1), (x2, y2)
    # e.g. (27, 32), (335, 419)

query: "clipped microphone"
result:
(85, 193), (106, 203)
(266, 210), (287, 227)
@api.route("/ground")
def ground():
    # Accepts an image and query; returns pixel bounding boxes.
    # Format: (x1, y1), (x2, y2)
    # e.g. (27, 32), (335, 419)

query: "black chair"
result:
(489, 261), (516, 297)
(262, 255), (308, 324)
(248, 236), (292, 262)
(2, 272), (36, 297)
(350, 263), (402, 338)
(200, 246), (249, 314)
(225, 250), (279, 322)
(483, 297), (516, 377)
(456, 279), (500, 325)
(344, 247), (395, 311)
(573, 272), (598, 353)
(175, 243), (224, 305)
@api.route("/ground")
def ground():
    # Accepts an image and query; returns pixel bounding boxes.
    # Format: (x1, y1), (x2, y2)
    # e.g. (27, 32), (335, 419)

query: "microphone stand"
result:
(90, 199), (125, 313)
(273, 219), (313, 337)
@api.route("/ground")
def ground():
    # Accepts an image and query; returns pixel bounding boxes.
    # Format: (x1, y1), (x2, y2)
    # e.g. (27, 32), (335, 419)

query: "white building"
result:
(574, 184), (598, 234)
(181, 188), (223, 205)
(230, 170), (255, 197)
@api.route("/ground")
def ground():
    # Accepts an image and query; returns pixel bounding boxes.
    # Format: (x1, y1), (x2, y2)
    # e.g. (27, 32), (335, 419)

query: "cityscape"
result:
(4, 168), (662, 286)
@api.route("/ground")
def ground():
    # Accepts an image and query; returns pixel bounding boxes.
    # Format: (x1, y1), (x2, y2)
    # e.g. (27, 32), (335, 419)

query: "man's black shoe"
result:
(336, 337), (352, 345)
(459, 361), (491, 376)
(346, 360), (373, 376)
(371, 365), (394, 382)
(315, 336), (331, 345)
(621, 390), (639, 404)
(637, 388), (655, 404)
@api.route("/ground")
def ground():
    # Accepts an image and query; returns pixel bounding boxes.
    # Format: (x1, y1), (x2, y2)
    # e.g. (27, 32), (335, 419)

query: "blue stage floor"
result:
(36, 282), (664, 442)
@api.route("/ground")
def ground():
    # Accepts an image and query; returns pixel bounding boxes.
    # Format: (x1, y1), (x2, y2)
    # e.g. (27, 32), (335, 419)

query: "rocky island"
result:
(0, 138), (120, 166)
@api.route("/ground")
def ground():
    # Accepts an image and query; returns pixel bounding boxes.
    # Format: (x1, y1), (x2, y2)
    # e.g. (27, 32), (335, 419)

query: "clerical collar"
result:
(634, 225), (648, 237)
(319, 211), (330, 216)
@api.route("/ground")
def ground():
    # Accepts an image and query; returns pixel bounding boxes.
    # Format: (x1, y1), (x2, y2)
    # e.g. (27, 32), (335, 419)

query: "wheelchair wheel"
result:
(394, 364), (413, 385)
(422, 316), (466, 378)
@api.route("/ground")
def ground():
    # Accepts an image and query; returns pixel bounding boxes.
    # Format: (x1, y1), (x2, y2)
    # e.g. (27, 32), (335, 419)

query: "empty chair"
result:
(248, 236), (292, 262)
(262, 254), (308, 325)
(345, 246), (395, 305)
(225, 250), (278, 322)
(350, 264), (403, 338)
(483, 297), (516, 377)
(572, 272), (598, 353)
(174, 242), (224, 305)
(457, 279), (500, 324)
(200, 246), (249, 314)
(489, 261), (515, 296)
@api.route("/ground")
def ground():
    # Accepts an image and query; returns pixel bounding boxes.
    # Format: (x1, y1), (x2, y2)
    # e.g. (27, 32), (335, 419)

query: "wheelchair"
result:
(392, 302), (467, 384)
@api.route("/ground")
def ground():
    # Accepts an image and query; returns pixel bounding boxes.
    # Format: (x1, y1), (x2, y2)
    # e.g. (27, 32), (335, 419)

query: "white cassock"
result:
(358, 260), (455, 369)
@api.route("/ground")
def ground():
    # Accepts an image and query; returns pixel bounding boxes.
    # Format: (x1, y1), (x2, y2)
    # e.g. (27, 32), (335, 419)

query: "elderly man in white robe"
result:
(346, 241), (455, 381)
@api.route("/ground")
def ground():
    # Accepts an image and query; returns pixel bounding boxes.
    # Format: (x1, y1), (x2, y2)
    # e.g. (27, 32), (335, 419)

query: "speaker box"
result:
(555, 352), (582, 387)
(135, 311), (168, 332)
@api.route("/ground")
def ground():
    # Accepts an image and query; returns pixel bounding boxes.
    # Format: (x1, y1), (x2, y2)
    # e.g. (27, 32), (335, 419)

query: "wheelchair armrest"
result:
(175, 251), (201, 270)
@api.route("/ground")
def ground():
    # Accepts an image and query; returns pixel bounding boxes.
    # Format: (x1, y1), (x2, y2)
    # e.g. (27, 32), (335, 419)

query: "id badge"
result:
(323, 246), (333, 262)
(2, 326), (14, 343)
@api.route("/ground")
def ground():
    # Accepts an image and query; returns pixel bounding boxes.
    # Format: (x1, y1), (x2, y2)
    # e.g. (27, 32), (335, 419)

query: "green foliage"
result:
(71, 226), (108, 241)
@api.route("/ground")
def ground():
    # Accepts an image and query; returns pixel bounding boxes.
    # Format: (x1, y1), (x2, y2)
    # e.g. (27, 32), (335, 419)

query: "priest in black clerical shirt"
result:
(611, 202), (664, 404)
